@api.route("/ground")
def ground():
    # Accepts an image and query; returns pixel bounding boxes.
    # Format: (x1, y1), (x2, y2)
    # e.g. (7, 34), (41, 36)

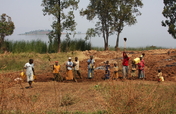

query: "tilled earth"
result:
(1, 49), (176, 88)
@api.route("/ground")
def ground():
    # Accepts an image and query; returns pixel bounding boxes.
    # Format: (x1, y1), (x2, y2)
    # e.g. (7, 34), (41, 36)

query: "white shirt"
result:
(66, 61), (73, 70)
(74, 60), (79, 70)
(24, 63), (34, 75)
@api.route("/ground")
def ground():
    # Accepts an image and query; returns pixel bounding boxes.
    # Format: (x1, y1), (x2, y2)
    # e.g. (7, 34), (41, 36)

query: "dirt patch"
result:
(1, 49), (176, 88)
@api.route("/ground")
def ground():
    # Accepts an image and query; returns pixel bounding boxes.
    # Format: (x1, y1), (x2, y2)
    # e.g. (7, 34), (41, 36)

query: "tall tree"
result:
(0, 13), (15, 49)
(80, 0), (114, 50)
(162, 0), (176, 39)
(41, 0), (79, 52)
(111, 0), (143, 49)
(81, 0), (143, 50)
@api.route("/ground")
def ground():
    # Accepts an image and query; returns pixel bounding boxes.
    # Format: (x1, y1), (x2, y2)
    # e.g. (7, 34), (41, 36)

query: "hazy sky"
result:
(0, 0), (176, 48)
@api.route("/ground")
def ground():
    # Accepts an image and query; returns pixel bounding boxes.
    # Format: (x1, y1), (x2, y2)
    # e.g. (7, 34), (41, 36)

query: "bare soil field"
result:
(1, 49), (176, 113)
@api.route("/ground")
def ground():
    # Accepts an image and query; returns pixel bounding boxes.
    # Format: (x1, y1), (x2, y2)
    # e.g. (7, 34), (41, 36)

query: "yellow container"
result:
(134, 57), (140, 64)
(20, 72), (26, 81)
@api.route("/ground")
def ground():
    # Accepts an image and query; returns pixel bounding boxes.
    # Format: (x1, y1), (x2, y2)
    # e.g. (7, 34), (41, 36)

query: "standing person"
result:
(122, 52), (130, 79)
(131, 61), (137, 79)
(138, 57), (145, 79)
(73, 57), (82, 79)
(133, 53), (145, 64)
(112, 63), (119, 80)
(65, 57), (74, 80)
(87, 55), (95, 79)
(24, 59), (35, 88)
(53, 61), (62, 81)
(104, 61), (110, 80)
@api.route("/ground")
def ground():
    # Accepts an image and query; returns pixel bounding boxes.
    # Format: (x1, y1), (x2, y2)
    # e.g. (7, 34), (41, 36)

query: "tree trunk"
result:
(115, 32), (120, 50)
(102, 30), (109, 51)
(104, 41), (108, 51)
(0, 35), (5, 49)
(57, 33), (61, 52)
(57, 0), (61, 53)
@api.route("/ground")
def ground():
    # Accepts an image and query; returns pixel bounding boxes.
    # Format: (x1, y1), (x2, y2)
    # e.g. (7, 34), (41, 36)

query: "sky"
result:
(0, 0), (176, 48)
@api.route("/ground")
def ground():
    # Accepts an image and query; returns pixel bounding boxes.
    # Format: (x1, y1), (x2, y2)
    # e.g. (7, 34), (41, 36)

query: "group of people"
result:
(23, 52), (164, 88)
(101, 52), (145, 80)
(53, 57), (82, 82)
(122, 52), (145, 80)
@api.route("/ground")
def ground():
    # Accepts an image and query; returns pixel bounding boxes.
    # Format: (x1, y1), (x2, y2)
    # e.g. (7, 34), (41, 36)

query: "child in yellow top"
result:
(112, 63), (119, 80)
(157, 69), (164, 82)
(53, 61), (62, 81)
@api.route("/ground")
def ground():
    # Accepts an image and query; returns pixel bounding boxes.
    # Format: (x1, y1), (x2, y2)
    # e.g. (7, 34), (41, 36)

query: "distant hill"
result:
(19, 30), (85, 35)
(19, 30), (51, 35)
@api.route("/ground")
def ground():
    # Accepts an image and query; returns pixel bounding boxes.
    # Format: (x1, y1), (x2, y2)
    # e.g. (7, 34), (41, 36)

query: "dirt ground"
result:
(1, 49), (176, 113)
(1, 49), (176, 87)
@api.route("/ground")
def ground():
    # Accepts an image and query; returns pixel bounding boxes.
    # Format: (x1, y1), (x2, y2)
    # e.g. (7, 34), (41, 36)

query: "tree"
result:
(111, 0), (143, 49)
(80, 0), (114, 50)
(0, 13), (15, 49)
(80, 0), (143, 50)
(162, 0), (176, 39)
(41, 0), (79, 52)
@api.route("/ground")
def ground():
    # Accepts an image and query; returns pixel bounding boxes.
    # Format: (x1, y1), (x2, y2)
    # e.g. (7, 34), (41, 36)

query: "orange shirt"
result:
(53, 65), (60, 73)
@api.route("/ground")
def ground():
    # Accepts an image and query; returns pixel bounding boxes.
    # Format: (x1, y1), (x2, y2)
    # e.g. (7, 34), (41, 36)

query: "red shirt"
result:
(122, 52), (129, 66)
(138, 60), (145, 70)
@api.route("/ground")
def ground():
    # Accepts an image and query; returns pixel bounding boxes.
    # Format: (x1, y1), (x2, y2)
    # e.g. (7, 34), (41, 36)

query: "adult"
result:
(87, 55), (95, 79)
(53, 61), (62, 81)
(138, 57), (145, 79)
(122, 52), (130, 79)
(24, 59), (35, 88)
(65, 57), (74, 80)
(73, 57), (82, 79)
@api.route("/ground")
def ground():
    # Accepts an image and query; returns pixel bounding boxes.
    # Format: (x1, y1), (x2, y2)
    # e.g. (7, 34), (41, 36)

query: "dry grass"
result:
(1, 76), (176, 114)
(95, 80), (176, 114)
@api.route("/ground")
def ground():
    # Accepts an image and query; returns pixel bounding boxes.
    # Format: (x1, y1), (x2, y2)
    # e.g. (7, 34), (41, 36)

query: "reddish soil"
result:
(1, 49), (176, 89)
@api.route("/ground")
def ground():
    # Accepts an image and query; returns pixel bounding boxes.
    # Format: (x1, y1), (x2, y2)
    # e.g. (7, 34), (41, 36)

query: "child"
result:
(104, 70), (110, 80)
(131, 61), (136, 79)
(157, 69), (164, 82)
(53, 61), (62, 81)
(112, 63), (119, 80)
(138, 57), (145, 79)
(104, 61), (110, 80)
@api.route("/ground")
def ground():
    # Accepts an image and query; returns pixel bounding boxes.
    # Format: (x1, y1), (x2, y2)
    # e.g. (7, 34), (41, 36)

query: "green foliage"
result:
(0, 13), (15, 49)
(3, 39), (91, 54)
(4, 40), (47, 53)
(80, 0), (143, 50)
(92, 46), (166, 51)
(162, 0), (176, 39)
(41, 0), (79, 52)
(60, 39), (91, 52)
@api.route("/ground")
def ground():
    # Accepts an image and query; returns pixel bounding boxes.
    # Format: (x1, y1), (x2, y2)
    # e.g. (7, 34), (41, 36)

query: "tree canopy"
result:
(41, 0), (79, 52)
(162, 0), (176, 39)
(81, 0), (143, 50)
(0, 13), (15, 49)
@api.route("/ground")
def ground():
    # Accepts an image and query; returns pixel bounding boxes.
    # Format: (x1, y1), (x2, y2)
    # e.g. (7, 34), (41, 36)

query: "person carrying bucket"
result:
(133, 53), (145, 64)
(24, 59), (35, 88)
(87, 55), (95, 79)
